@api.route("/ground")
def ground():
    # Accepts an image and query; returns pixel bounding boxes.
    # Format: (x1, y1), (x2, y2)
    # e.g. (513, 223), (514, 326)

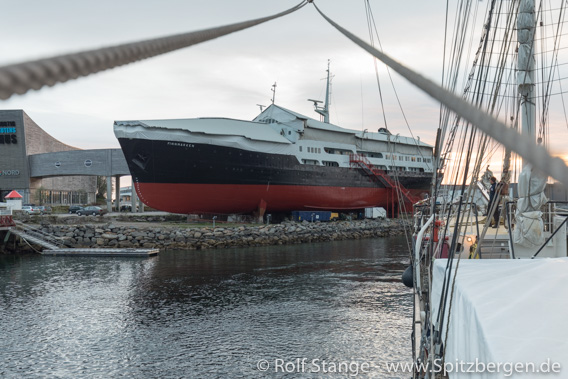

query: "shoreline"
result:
(3, 215), (410, 253)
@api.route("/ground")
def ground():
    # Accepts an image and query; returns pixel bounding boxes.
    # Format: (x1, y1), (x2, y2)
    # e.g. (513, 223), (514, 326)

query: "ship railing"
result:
(503, 200), (568, 259)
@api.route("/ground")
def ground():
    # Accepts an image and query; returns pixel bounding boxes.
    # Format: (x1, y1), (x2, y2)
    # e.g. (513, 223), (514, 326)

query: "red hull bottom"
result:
(135, 183), (426, 214)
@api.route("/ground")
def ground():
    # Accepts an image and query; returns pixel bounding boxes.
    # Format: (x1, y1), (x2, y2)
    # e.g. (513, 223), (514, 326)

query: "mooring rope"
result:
(311, 2), (568, 187)
(0, 1), (307, 100)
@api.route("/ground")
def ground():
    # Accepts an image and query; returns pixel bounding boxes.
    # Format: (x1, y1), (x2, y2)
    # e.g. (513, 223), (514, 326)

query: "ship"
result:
(114, 66), (433, 216)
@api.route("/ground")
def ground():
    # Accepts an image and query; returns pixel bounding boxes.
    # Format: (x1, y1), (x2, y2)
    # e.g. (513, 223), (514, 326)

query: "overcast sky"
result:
(1, 0), (448, 149)
(1, 0), (567, 166)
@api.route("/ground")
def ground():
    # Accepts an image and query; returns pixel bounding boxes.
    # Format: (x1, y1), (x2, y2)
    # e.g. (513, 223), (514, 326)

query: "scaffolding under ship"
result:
(114, 73), (433, 215)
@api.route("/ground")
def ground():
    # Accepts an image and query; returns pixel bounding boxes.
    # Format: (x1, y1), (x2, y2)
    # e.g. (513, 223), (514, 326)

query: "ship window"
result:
(326, 147), (353, 155)
(417, 157), (422, 162)
(299, 146), (302, 152)
(357, 151), (384, 159)
(288, 130), (291, 135)
(317, 148), (321, 154)
(302, 159), (319, 165)
(323, 161), (339, 167)
(411, 157), (416, 162)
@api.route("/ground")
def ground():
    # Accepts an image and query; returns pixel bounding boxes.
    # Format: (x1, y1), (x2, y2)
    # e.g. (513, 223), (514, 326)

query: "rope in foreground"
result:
(0, 1), (307, 100)
(312, 2), (568, 187)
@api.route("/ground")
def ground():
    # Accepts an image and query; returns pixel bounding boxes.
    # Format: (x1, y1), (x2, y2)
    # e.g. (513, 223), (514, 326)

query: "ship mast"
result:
(309, 60), (332, 123)
(518, 0), (536, 167)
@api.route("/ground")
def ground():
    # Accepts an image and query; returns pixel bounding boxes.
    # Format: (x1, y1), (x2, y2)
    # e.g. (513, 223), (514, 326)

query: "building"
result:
(0, 110), (97, 206)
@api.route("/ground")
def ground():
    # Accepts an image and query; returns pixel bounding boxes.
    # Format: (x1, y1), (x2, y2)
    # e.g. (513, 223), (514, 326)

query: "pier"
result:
(5, 221), (159, 257)
(41, 248), (159, 257)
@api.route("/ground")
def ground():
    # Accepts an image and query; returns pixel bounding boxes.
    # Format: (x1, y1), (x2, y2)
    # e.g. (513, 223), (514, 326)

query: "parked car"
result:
(77, 206), (106, 216)
(36, 206), (52, 215)
(68, 205), (84, 214)
(21, 205), (40, 215)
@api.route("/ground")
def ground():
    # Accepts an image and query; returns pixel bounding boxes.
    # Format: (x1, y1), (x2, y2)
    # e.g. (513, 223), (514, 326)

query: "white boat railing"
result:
(414, 214), (434, 294)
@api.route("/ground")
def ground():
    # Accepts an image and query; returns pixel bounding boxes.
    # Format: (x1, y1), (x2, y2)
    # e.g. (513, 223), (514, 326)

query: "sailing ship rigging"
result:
(410, 0), (568, 377)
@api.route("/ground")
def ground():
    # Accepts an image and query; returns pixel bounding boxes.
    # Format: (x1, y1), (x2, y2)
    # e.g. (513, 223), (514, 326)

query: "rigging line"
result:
(473, 0), (504, 115)
(364, 0), (388, 130)
(442, 0), (495, 176)
(485, 31), (568, 42)
(555, 51), (568, 129)
(365, 0), (431, 169)
(439, 0), (475, 156)
(462, 90), (568, 97)
(468, 72), (568, 85)
(437, 126), (478, 358)
(311, 1), (568, 186)
(493, 6), (566, 13)
(0, 1), (308, 100)
(493, 19), (568, 29)
(441, 0), (469, 117)
(439, 0), (452, 129)
(540, 0), (567, 139)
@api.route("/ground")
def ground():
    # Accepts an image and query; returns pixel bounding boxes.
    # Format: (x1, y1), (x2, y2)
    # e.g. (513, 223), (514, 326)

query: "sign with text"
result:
(0, 121), (17, 144)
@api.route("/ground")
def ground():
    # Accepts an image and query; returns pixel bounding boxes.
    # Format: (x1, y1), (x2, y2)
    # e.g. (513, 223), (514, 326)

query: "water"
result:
(0, 236), (413, 378)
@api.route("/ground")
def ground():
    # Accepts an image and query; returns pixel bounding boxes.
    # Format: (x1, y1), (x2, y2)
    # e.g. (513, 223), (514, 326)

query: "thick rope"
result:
(0, 1), (307, 100)
(312, 2), (568, 187)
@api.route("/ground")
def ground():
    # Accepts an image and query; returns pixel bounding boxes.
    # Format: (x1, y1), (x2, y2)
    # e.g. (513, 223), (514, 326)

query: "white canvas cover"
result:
(514, 164), (548, 247)
(432, 258), (568, 378)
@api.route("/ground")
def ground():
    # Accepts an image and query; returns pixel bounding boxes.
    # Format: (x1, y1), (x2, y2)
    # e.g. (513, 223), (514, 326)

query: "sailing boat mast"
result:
(518, 0), (536, 166)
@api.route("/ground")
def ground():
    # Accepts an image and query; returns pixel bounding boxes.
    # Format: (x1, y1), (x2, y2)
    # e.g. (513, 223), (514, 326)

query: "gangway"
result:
(9, 221), (158, 257)
(10, 228), (61, 250)
(349, 153), (421, 204)
(476, 180), (490, 202)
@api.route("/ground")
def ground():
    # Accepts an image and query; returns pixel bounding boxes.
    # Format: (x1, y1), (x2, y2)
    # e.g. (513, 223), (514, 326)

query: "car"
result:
(76, 206), (106, 216)
(36, 206), (52, 215)
(21, 205), (40, 215)
(68, 205), (84, 214)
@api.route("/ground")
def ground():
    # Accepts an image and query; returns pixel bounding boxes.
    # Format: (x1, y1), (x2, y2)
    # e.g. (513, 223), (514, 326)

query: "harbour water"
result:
(0, 236), (412, 378)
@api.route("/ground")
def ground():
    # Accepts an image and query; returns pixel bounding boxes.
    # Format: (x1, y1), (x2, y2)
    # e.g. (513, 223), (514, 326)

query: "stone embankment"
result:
(30, 218), (408, 251)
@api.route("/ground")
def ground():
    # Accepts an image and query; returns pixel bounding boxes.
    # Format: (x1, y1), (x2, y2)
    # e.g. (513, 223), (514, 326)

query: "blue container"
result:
(291, 211), (331, 222)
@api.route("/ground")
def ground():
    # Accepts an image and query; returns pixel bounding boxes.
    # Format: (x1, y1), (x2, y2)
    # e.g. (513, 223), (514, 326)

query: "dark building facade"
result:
(0, 110), (97, 205)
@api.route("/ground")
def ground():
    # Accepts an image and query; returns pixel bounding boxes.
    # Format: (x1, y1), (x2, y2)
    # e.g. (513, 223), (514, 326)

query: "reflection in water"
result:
(0, 236), (412, 377)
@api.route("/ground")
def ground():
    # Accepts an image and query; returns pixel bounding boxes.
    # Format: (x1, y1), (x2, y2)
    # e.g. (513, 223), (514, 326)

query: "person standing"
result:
(487, 176), (499, 228)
